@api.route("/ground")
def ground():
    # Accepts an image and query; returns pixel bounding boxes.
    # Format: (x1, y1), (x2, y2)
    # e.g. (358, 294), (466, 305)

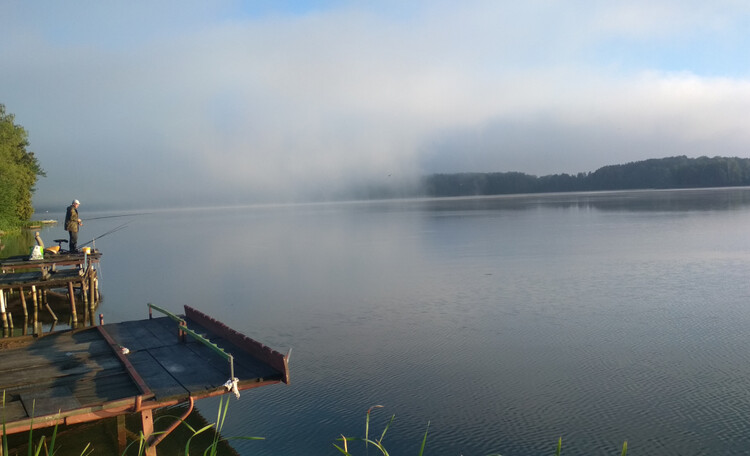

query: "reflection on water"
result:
(0, 229), (36, 258)
(17, 188), (750, 455)
(394, 186), (750, 213)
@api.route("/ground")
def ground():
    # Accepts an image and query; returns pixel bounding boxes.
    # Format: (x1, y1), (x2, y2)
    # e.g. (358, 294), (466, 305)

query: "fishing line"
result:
(80, 221), (132, 248)
(83, 212), (151, 221)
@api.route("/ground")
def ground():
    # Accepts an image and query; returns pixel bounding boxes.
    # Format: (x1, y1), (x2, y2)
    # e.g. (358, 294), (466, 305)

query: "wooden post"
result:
(19, 287), (28, 335)
(179, 320), (187, 343)
(7, 312), (13, 335)
(140, 410), (157, 456)
(89, 271), (97, 326)
(41, 290), (57, 321)
(116, 414), (127, 454)
(31, 285), (39, 335)
(68, 282), (78, 329)
(0, 290), (7, 338)
(82, 280), (89, 326)
(19, 287), (28, 319)
(45, 302), (58, 321)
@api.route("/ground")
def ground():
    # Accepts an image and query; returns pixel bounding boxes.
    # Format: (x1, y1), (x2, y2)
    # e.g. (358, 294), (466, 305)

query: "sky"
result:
(2, 1), (750, 210)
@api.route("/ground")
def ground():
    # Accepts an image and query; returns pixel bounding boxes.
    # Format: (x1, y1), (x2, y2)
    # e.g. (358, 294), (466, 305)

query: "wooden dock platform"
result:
(0, 305), (290, 455)
(0, 251), (102, 333)
(0, 251), (102, 274)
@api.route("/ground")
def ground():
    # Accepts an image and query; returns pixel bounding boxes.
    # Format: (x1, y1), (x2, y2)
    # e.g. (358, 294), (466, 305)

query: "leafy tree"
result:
(0, 104), (45, 229)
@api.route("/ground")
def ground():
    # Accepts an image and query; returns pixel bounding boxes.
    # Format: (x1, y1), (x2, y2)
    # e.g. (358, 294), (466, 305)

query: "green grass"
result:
(4, 393), (630, 455)
(334, 406), (629, 456)
(333, 405), (429, 456)
(2, 394), (260, 456)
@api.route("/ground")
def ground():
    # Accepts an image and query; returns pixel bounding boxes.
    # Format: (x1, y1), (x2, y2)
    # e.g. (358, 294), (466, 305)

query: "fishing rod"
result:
(83, 212), (151, 221)
(79, 221), (132, 248)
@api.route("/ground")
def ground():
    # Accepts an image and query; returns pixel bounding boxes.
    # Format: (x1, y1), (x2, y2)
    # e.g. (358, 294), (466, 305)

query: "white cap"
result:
(73, 199), (80, 205)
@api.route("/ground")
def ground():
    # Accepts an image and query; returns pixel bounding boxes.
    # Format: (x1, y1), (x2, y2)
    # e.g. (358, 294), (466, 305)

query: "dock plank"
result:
(6, 369), (139, 418)
(182, 320), (284, 378)
(183, 336), (280, 381)
(140, 317), (184, 343)
(0, 328), (104, 353)
(20, 385), (82, 417)
(0, 339), (113, 373)
(71, 370), (142, 405)
(147, 344), (228, 395)
(102, 321), (167, 352)
(0, 352), (124, 391)
(0, 400), (31, 423)
(127, 351), (188, 401)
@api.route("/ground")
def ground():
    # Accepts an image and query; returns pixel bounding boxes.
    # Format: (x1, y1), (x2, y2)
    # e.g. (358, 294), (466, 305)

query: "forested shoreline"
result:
(422, 156), (750, 197)
(0, 104), (44, 232)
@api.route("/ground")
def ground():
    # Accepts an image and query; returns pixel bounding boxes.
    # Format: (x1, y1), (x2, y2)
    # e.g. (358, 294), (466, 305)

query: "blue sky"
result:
(2, 1), (750, 209)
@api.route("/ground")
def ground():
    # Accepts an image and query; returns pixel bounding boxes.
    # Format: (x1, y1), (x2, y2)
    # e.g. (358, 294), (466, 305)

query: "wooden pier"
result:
(0, 304), (290, 455)
(0, 251), (101, 274)
(0, 251), (101, 334)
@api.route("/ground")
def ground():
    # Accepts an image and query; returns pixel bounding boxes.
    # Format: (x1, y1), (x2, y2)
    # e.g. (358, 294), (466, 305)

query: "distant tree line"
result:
(0, 104), (44, 230)
(422, 156), (750, 197)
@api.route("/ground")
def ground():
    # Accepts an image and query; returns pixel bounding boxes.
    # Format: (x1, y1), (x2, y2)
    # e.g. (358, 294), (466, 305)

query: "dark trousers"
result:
(68, 230), (78, 252)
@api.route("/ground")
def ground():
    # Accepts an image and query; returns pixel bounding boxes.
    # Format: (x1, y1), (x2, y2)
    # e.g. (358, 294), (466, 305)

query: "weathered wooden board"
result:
(20, 385), (82, 417)
(127, 350), (188, 401)
(0, 269), (86, 288)
(70, 371), (141, 404)
(0, 353), (123, 391)
(183, 331), (280, 381)
(101, 319), (175, 352)
(147, 344), (228, 394)
(0, 252), (102, 274)
(0, 399), (32, 423)
(0, 310), (288, 437)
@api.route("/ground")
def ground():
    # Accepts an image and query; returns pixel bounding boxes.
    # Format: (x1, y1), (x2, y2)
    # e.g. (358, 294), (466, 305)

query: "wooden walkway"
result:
(0, 305), (290, 455)
(0, 251), (102, 274)
(0, 252), (102, 333)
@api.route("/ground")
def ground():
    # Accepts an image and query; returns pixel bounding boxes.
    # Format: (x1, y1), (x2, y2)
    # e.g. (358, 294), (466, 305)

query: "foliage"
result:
(0, 104), (44, 230)
(423, 156), (750, 197)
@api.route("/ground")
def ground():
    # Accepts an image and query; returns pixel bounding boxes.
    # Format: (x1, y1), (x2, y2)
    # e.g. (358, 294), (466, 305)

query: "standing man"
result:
(65, 199), (82, 252)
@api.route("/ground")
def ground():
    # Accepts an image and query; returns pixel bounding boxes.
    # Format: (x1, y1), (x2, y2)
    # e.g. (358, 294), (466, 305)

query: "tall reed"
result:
(334, 405), (628, 456)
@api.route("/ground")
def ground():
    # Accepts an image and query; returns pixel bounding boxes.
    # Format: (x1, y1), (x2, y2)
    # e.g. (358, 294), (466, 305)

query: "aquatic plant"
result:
(182, 395), (263, 456)
(334, 405), (429, 456)
(3, 392), (629, 455)
(334, 405), (629, 456)
(2, 392), (260, 455)
(1, 391), (86, 456)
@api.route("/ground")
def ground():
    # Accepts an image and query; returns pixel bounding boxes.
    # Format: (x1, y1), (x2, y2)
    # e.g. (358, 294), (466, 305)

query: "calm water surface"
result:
(42, 188), (750, 455)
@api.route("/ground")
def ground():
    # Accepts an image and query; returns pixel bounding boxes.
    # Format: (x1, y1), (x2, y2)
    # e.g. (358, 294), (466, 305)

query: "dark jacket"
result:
(65, 205), (79, 233)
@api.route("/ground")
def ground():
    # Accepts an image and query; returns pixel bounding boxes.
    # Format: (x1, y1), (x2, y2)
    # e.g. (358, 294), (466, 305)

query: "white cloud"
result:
(1, 1), (750, 208)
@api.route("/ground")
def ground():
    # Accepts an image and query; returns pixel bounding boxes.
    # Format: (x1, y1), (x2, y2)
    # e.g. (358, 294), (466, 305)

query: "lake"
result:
(30, 188), (750, 455)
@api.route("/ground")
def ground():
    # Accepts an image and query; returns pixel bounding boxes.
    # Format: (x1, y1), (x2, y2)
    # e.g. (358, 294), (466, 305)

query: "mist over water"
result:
(29, 188), (750, 455)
